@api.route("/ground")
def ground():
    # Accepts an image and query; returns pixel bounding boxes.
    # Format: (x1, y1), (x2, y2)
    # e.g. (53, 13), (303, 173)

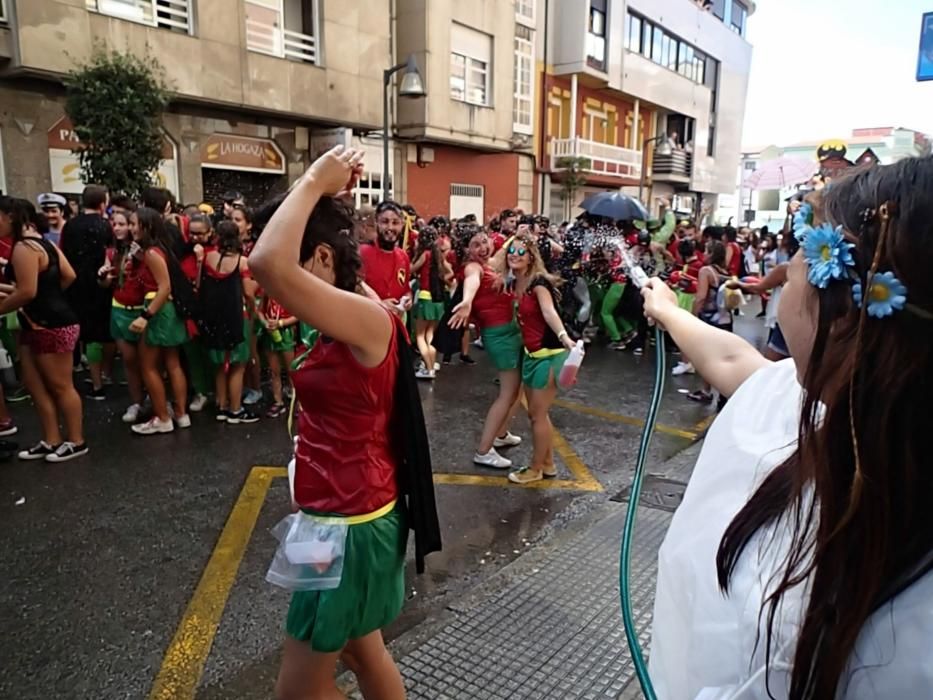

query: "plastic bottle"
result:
(559, 340), (585, 388)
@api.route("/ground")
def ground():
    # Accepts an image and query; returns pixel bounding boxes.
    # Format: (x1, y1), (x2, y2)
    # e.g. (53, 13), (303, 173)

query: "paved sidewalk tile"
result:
(395, 505), (671, 699)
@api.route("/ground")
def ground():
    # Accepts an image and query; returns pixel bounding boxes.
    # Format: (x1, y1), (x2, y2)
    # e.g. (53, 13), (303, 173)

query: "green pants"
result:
(183, 338), (213, 396)
(601, 283), (634, 342)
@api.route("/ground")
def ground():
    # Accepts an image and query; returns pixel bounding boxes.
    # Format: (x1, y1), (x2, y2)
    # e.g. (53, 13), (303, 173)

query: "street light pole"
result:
(382, 55), (426, 202)
(638, 134), (667, 206)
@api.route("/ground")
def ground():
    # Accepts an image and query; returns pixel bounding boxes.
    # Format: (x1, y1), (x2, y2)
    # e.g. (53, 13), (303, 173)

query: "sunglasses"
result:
(508, 246), (527, 256)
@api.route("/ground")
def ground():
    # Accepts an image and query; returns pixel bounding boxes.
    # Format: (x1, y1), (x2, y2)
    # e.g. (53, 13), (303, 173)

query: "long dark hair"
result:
(416, 225), (446, 301)
(0, 198), (48, 242)
(254, 194), (361, 293)
(110, 210), (132, 283)
(717, 156), (933, 697)
(134, 207), (171, 250)
(215, 220), (242, 256)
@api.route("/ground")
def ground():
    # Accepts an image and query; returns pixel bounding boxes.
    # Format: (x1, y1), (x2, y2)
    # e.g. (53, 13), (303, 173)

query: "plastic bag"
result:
(265, 512), (348, 591)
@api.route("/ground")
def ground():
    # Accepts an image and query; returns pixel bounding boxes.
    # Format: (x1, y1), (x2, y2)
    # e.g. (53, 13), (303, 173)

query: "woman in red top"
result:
(249, 147), (410, 700)
(232, 205), (263, 406)
(99, 210), (147, 424)
(450, 225), (525, 470)
(410, 226), (452, 380)
(506, 233), (576, 484)
(128, 208), (190, 435)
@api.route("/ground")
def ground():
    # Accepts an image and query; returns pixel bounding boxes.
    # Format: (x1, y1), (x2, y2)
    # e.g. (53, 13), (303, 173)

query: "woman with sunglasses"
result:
(502, 233), (577, 484)
(449, 225), (524, 470)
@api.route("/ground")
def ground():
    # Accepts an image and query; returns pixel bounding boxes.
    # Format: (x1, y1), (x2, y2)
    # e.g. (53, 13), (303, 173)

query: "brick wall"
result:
(405, 145), (520, 222)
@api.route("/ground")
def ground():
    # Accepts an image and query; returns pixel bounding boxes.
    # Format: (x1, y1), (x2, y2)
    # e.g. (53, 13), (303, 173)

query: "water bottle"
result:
(558, 340), (585, 388)
(270, 326), (284, 344)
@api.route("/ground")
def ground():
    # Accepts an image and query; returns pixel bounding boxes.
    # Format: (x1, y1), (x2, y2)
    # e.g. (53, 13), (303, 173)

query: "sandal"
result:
(508, 467), (544, 484)
(687, 390), (713, 404)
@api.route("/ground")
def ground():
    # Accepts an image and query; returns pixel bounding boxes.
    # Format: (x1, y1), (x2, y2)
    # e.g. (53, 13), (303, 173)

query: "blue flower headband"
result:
(792, 203), (921, 319)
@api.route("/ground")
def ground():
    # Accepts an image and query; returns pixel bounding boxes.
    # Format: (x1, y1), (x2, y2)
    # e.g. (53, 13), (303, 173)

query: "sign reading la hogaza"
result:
(200, 134), (285, 174)
(47, 116), (179, 195)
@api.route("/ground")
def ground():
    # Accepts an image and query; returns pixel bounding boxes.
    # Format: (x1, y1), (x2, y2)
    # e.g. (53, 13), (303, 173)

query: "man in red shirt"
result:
(361, 201), (411, 315)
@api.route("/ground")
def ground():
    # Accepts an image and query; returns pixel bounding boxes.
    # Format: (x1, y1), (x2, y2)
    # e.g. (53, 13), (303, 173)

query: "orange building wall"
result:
(405, 145), (521, 222)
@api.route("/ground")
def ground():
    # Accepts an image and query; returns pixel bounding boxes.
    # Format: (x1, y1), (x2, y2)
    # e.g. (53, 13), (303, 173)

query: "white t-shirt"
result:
(649, 359), (933, 698)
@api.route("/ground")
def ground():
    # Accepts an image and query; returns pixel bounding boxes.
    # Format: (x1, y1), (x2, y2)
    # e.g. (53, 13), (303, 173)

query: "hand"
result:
(449, 300), (472, 329)
(562, 335), (578, 351)
(304, 146), (365, 196)
(265, 319), (279, 331)
(0, 282), (15, 295)
(129, 317), (148, 334)
(400, 295), (413, 311)
(194, 244), (205, 263)
(726, 280), (744, 290)
(787, 199), (801, 215)
(381, 299), (403, 317)
(641, 277), (678, 326)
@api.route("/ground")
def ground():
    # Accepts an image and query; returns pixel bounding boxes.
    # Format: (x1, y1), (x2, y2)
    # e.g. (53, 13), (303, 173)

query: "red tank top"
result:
(290, 313), (400, 515)
(418, 250), (433, 291)
(141, 247), (166, 293)
(108, 248), (149, 306)
(471, 266), (513, 328)
(727, 241), (742, 276)
(517, 280), (561, 352)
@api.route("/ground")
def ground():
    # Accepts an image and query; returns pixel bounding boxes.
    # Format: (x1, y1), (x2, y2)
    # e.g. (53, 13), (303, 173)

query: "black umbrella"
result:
(579, 191), (649, 221)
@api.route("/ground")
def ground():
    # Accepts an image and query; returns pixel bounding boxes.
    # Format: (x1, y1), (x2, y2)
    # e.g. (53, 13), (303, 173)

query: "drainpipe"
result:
(570, 73), (578, 143)
(538, 0), (550, 214)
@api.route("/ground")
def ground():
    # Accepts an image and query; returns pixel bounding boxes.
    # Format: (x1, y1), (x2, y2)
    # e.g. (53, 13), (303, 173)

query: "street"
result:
(0, 320), (757, 699)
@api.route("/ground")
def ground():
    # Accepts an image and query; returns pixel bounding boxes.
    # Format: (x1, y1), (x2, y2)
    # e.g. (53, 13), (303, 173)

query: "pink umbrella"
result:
(742, 158), (816, 190)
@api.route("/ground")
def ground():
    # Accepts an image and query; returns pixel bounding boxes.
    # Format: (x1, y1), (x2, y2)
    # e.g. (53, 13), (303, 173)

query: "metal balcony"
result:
(550, 137), (642, 179)
(651, 148), (692, 183)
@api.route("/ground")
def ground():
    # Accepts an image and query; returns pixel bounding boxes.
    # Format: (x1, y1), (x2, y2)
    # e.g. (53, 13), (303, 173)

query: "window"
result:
(626, 14), (642, 53)
(586, 0), (607, 69)
(651, 23), (662, 61)
(85, 0), (192, 34)
(451, 23), (493, 107)
(0, 0), (7, 25)
(710, 0), (726, 20)
(245, 0), (319, 64)
(513, 25), (534, 133)
(730, 1), (746, 35)
(583, 105), (612, 144)
(515, 0), (535, 25)
(355, 171), (390, 208)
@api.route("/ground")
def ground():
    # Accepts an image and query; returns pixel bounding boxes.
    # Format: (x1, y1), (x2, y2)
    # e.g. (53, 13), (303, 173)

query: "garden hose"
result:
(619, 324), (665, 700)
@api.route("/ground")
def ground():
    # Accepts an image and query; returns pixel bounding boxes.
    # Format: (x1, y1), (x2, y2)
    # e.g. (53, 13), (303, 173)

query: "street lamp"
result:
(383, 54), (426, 201)
(637, 134), (674, 206)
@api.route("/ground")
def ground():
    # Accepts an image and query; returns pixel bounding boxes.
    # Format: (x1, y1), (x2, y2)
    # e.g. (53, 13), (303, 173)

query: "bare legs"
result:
(20, 346), (83, 444)
(215, 363), (246, 414)
(116, 339), (144, 406)
(478, 369), (520, 454)
(526, 381), (558, 475)
(139, 343), (187, 421)
(415, 319), (438, 373)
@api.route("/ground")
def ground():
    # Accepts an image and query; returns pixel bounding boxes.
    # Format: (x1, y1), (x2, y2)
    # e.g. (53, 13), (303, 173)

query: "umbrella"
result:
(742, 158), (816, 190)
(579, 191), (649, 221)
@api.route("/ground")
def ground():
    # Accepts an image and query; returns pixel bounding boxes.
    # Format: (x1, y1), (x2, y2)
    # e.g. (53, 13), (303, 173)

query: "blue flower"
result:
(853, 271), (907, 318)
(802, 223), (855, 288)
(793, 202), (813, 230)
(794, 223), (813, 243)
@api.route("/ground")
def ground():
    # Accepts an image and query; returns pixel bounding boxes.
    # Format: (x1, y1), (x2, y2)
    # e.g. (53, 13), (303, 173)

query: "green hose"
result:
(619, 325), (665, 699)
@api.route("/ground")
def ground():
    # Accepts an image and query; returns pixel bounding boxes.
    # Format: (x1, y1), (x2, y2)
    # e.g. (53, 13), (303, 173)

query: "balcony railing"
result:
(651, 148), (692, 181)
(86, 0), (192, 33)
(246, 19), (318, 64)
(551, 137), (642, 179)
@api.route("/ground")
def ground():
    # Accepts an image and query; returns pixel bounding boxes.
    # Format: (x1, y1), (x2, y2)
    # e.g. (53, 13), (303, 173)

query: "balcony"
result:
(651, 148), (692, 183)
(551, 137), (641, 179)
(85, 0), (192, 33)
(245, 0), (319, 65)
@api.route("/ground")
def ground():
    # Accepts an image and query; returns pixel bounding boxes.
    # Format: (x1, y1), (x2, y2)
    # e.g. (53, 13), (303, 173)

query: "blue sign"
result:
(919, 12), (933, 82)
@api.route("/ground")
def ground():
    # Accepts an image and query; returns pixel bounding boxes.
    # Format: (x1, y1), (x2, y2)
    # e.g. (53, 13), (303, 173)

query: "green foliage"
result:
(65, 45), (170, 196)
(556, 156), (591, 217)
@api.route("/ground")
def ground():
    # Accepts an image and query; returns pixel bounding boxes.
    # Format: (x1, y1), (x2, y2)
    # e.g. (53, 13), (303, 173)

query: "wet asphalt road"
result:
(0, 315), (765, 699)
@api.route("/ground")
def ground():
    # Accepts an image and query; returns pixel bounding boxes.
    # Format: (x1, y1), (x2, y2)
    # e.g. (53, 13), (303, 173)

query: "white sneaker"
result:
(243, 388), (262, 405)
(175, 413), (192, 429)
(473, 337), (484, 349)
(473, 448), (512, 469)
(493, 432), (522, 448)
(131, 417), (174, 435)
(415, 367), (435, 380)
(433, 362), (440, 371)
(121, 403), (143, 424)
(672, 362), (695, 376)
(189, 394), (208, 412)
(45, 441), (89, 463)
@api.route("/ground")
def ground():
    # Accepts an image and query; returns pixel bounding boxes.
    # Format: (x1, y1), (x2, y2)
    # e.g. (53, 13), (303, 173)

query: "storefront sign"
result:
(47, 116), (179, 195)
(200, 133), (285, 174)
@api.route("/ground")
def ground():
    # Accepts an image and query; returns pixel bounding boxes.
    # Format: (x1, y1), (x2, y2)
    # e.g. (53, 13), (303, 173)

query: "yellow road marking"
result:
(147, 466), (277, 700)
(693, 414), (716, 433)
(553, 398), (699, 440)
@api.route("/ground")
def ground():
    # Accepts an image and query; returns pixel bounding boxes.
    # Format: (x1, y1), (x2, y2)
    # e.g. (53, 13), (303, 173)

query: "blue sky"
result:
(742, 0), (933, 147)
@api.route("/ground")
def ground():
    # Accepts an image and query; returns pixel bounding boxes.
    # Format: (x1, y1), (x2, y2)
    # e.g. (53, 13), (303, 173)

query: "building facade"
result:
(536, 0), (754, 222)
(720, 127), (933, 230)
(0, 0), (393, 208)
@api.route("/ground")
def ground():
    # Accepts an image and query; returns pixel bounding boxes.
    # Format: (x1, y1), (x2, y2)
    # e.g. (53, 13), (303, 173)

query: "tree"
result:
(556, 156), (591, 220)
(65, 46), (170, 196)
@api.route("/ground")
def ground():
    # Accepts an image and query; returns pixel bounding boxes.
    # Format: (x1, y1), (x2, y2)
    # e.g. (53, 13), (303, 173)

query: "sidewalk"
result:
(348, 443), (702, 700)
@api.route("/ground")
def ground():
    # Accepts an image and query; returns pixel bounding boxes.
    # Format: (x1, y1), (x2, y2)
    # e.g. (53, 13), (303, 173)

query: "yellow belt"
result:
(417, 290), (433, 300)
(112, 299), (142, 310)
(526, 347), (565, 359)
(304, 499), (397, 526)
(144, 291), (172, 301)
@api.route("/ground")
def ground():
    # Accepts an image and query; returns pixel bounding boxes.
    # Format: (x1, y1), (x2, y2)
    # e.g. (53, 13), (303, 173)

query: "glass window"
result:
(666, 37), (678, 71)
(516, 0), (535, 24)
(466, 57), (488, 106)
(651, 25), (663, 63)
(730, 1), (746, 34)
(450, 23), (493, 107)
(450, 53), (466, 102)
(710, 0), (725, 20)
(708, 125), (716, 156)
(677, 42), (688, 76)
(513, 31), (534, 133)
(626, 14), (642, 53)
(587, 0), (607, 67)
(642, 21), (653, 58)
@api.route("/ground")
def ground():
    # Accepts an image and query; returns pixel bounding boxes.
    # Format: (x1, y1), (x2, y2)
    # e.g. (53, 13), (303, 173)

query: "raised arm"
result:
(248, 147), (392, 367)
(449, 262), (482, 329)
(731, 262), (788, 294)
(643, 278), (769, 397)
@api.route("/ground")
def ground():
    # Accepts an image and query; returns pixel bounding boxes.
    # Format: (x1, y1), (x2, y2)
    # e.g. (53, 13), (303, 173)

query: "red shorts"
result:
(20, 324), (80, 355)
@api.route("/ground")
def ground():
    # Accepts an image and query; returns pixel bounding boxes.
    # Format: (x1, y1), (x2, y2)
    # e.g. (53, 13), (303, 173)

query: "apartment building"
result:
(0, 0), (392, 207)
(537, 0), (754, 221)
(393, 0), (537, 221)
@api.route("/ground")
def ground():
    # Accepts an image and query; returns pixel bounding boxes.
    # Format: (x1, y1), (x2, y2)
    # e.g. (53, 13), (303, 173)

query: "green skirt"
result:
(286, 506), (406, 652)
(208, 318), (251, 366)
(111, 305), (143, 343)
(522, 349), (569, 390)
(481, 322), (523, 371)
(675, 290), (696, 312)
(260, 324), (297, 353)
(414, 296), (445, 321)
(145, 299), (188, 347)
